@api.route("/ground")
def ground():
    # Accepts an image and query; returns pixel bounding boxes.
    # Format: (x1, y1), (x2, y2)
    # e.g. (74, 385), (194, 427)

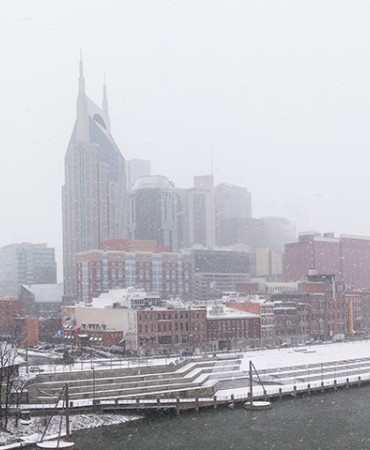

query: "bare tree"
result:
(0, 342), (21, 431)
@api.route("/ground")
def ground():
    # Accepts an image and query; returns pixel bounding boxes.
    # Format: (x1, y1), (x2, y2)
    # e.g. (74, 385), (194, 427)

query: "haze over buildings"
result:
(2, 1), (370, 277)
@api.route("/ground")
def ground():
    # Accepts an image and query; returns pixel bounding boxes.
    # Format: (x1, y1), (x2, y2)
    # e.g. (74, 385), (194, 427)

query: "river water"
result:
(73, 386), (370, 450)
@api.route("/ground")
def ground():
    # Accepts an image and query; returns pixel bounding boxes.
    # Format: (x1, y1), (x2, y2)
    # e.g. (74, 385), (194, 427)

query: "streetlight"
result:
(92, 366), (96, 404)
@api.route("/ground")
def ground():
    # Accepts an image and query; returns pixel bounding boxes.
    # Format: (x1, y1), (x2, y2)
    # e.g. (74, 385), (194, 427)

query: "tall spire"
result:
(77, 52), (88, 142)
(102, 73), (108, 114)
(78, 50), (85, 96)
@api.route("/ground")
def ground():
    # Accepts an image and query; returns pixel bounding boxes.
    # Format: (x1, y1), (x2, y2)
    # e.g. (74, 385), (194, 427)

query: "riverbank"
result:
(0, 413), (141, 448)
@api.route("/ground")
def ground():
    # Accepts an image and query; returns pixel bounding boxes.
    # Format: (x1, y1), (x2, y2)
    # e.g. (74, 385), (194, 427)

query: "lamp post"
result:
(92, 366), (96, 404)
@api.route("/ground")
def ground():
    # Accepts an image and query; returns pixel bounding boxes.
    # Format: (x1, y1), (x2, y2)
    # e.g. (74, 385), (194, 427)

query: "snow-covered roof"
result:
(131, 175), (174, 191)
(22, 284), (63, 303)
(207, 306), (259, 319)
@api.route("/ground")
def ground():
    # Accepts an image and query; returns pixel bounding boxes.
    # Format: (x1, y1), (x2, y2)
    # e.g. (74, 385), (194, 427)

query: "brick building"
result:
(284, 233), (340, 282)
(284, 233), (370, 290)
(137, 305), (207, 355)
(345, 290), (370, 336)
(15, 317), (39, 348)
(0, 296), (25, 340)
(340, 235), (370, 290)
(76, 248), (191, 304)
(227, 298), (275, 347)
(273, 301), (310, 345)
(206, 302), (260, 351)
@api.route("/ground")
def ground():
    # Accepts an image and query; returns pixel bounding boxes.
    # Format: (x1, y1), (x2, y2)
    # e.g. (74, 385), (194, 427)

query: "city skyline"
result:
(2, 1), (370, 280)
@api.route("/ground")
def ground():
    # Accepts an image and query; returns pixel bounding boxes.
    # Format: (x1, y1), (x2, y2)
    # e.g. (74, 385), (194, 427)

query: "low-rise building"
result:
(206, 302), (260, 351)
(227, 296), (275, 347)
(63, 288), (207, 355)
(137, 303), (207, 355)
(273, 301), (310, 346)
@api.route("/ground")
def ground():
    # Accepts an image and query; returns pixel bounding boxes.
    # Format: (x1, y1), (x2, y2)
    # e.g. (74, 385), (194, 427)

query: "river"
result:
(71, 385), (370, 450)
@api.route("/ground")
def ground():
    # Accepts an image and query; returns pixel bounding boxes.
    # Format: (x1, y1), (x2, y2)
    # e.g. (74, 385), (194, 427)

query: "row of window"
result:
(139, 322), (192, 333)
(139, 311), (204, 321)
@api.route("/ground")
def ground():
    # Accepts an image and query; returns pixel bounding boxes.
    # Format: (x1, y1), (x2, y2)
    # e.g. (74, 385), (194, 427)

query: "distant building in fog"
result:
(261, 216), (296, 253)
(187, 175), (215, 248)
(175, 188), (188, 251)
(129, 175), (178, 251)
(127, 159), (151, 190)
(20, 283), (63, 318)
(255, 248), (283, 279)
(187, 248), (250, 300)
(62, 59), (127, 301)
(215, 183), (252, 246)
(0, 243), (57, 296)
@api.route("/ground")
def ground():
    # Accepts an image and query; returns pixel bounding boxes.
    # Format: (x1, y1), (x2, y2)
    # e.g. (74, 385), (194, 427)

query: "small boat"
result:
(244, 400), (272, 411)
(36, 383), (75, 449)
(244, 361), (272, 411)
(19, 410), (31, 426)
(37, 441), (75, 449)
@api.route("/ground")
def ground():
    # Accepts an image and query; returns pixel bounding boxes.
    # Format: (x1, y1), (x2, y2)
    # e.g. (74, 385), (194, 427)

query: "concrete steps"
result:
(28, 357), (242, 403)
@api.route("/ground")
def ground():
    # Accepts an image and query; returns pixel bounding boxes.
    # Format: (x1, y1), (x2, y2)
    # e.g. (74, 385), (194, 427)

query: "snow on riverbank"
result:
(0, 413), (142, 447)
(241, 339), (370, 371)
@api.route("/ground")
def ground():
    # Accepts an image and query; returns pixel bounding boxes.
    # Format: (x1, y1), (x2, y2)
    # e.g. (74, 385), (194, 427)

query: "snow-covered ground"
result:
(216, 339), (370, 399)
(0, 413), (141, 448)
(242, 339), (370, 371)
(19, 352), (183, 380)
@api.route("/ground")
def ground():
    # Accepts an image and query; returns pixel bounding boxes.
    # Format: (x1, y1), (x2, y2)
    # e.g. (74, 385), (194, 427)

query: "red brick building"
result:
(340, 236), (370, 290)
(0, 296), (25, 340)
(273, 301), (310, 345)
(15, 317), (39, 348)
(206, 303), (260, 351)
(302, 274), (346, 341)
(137, 306), (207, 355)
(227, 299), (275, 347)
(284, 233), (340, 282)
(100, 239), (169, 253)
(345, 290), (370, 336)
(64, 328), (123, 348)
(76, 249), (191, 304)
(284, 233), (370, 290)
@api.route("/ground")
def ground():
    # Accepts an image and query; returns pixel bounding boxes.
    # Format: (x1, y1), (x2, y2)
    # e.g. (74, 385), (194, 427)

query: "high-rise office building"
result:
(215, 183), (252, 246)
(127, 159), (151, 190)
(129, 176), (178, 251)
(187, 175), (215, 248)
(0, 243), (57, 295)
(62, 60), (127, 300)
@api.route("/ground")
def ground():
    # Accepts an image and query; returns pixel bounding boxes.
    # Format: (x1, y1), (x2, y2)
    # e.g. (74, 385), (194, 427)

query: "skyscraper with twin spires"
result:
(62, 60), (127, 301)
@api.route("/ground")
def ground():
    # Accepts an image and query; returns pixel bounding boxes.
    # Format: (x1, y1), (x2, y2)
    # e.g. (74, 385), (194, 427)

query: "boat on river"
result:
(36, 383), (75, 449)
(244, 361), (272, 411)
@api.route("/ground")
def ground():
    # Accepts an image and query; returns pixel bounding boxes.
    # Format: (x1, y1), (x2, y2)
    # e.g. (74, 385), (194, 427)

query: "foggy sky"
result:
(2, 0), (370, 279)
